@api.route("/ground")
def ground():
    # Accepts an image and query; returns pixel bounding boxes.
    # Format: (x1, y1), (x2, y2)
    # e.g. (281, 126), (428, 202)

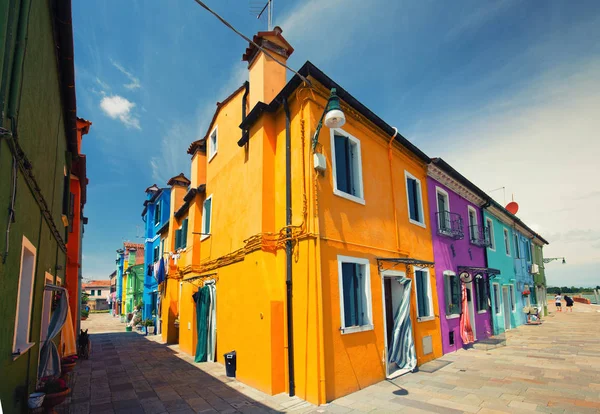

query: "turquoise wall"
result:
(483, 211), (518, 334)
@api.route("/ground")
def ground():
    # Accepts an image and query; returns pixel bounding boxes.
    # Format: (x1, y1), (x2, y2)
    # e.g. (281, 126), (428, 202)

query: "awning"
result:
(377, 257), (435, 273)
(457, 266), (501, 283)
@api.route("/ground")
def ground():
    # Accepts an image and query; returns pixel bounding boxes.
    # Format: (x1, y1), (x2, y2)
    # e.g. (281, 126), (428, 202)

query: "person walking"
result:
(554, 293), (562, 312)
(564, 295), (574, 312)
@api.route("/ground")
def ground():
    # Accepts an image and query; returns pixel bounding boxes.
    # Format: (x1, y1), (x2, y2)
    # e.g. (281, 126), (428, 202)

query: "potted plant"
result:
(38, 376), (69, 413)
(522, 290), (531, 297)
(144, 319), (155, 335)
(61, 356), (77, 375)
(80, 309), (89, 320)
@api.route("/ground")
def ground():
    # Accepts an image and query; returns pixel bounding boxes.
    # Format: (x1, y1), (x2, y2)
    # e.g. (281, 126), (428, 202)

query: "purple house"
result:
(427, 159), (499, 354)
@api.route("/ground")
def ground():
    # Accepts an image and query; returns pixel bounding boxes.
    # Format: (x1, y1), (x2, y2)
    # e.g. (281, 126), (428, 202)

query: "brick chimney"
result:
(242, 26), (294, 111)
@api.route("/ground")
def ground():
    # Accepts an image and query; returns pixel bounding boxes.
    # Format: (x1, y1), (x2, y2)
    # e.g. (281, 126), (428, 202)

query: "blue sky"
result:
(74, 0), (600, 287)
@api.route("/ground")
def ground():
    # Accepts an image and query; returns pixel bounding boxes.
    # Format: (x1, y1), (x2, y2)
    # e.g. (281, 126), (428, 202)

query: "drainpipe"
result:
(6, 0), (32, 122)
(0, 0), (18, 122)
(481, 199), (495, 335)
(283, 97), (295, 397)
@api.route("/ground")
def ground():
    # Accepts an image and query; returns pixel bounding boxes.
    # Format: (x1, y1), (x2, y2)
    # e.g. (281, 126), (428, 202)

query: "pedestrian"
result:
(554, 292), (562, 312)
(564, 295), (574, 312)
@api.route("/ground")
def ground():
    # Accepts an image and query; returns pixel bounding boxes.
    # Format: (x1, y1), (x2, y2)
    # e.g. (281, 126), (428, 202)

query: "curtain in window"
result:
(388, 277), (416, 372)
(39, 287), (69, 378)
(460, 284), (474, 344)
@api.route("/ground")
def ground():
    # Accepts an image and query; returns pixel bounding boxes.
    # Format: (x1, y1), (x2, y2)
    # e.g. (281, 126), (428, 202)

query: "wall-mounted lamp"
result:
(543, 257), (566, 265)
(312, 88), (346, 152)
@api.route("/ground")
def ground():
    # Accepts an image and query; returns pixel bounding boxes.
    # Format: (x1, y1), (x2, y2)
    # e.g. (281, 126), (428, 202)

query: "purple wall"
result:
(427, 177), (492, 354)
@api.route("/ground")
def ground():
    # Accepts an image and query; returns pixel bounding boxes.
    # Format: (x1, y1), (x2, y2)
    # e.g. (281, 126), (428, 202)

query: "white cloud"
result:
(150, 122), (193, 184)
(111, 60), (141, 90)
(100, 95), (141, 130)
(416, 57), (600, 286)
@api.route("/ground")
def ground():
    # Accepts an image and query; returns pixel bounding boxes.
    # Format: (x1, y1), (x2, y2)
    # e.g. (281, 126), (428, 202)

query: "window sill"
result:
(208, 151), (217, 163)
(417, 316), (435, 323)
(409, 218), (426, 229)
(445, 314), (460, 320)
(477, 310), (487, 314)
(340, 324), (373, 335)
(200, 234), (211, 242)
(488, 247), (496, 252)
(12, 342), (35, 360)
(333, 189), (365, 205)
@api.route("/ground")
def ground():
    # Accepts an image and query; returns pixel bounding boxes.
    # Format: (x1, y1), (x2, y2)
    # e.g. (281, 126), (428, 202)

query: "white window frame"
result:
(201, 194), (213, 241)
(443, 270), (460, 319)
(493, 283), (501, 315)
(414, 268), (434, 322)
(435, 186), (450, 231)
(330, 128), (365, 205)
(404, 171), (426, 228)
(154, 201), (161, 227)
(337, 255), (373, 334)
(503, 228), (511, 256)
(208, 125), (218, 162)
(40, 273), (53, 343)
(13, 236), (37, 358)
(486, 218), (495, 251)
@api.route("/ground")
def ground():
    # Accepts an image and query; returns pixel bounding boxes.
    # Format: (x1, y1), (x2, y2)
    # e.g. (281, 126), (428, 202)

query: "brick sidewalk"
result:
(60, 305), (600, 413)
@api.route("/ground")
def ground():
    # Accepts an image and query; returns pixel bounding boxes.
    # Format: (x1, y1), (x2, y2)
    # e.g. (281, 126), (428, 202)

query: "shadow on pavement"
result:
(58, 330), (282, 413)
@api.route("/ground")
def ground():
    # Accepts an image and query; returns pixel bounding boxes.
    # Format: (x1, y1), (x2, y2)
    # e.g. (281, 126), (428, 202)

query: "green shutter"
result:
(182, 219), (188, 248)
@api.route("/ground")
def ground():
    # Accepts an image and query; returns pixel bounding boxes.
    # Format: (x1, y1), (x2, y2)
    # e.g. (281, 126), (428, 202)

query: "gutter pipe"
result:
(283, 96), (295, 397)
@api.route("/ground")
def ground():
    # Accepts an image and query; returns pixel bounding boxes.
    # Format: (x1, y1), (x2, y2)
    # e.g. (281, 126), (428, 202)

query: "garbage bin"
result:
(224, 351), (236, 378)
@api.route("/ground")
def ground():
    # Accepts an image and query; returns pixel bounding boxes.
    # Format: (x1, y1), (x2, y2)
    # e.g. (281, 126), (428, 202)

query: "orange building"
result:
(159, 28), (442, 405)
(65, 117), (91, 331)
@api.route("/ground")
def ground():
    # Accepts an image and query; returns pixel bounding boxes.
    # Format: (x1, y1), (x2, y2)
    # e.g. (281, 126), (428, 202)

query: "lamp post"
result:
(312, 88), (346, 151)
(543, 257), (566, 265)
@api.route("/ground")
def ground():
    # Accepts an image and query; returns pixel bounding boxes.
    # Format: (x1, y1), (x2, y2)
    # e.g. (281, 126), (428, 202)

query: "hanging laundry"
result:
(156, 258), (166, 285)
(193, 286), (212, 363)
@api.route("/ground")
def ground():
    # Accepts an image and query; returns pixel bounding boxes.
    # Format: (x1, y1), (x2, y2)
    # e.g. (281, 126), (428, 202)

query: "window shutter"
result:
(175, 229), (181, 250)
(182, 219), (188, 248)
(341, 263), (357, 327)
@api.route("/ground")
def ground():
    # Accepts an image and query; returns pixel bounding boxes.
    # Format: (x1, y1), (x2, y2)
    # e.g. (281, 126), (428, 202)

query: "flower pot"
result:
(80, 316), (88, 321)
(41, 388), (70, 413)
(147, 326), (155, 335)
(125, 326), (132, 332)
(61, 362), (76, 376)
(28, 392), (45, 409)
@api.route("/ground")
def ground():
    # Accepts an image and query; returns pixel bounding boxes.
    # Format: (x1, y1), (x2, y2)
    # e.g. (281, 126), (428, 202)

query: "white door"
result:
(502, 287), (511, 330)
(466, 282), (476, 340)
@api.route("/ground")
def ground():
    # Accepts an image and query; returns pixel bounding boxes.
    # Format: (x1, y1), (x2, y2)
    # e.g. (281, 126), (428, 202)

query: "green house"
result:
(125, 264), (145, 314)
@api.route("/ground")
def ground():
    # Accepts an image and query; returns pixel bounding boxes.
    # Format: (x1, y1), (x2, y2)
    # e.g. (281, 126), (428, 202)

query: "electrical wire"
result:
(191, 0), (311, 86)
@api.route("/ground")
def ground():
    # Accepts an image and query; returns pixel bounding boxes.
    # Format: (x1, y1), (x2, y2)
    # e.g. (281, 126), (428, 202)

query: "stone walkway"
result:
(60, 303), (600, 413)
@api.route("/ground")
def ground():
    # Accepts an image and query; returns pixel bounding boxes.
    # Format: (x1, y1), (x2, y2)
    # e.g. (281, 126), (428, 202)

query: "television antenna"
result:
(250, 0), (273, 30)
(488, 186), (506, 205)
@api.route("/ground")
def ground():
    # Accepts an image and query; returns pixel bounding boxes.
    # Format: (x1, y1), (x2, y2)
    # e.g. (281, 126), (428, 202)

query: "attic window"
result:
(209, 126), (218, 162)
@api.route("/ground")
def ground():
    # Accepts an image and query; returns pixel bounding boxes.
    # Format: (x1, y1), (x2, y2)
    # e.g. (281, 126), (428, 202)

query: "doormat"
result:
(417, 359), (452, 373)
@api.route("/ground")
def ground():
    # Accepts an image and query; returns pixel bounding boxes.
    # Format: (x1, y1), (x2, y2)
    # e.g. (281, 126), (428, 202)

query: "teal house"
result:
(484, 200), (548, 334)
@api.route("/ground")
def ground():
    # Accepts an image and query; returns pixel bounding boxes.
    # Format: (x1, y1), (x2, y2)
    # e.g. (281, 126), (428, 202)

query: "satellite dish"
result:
(506, 201), (519, 215)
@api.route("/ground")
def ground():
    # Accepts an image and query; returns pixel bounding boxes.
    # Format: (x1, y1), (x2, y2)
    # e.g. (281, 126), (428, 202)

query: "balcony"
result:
(436, 211), (464, 239)
(469, 224), (491, 247)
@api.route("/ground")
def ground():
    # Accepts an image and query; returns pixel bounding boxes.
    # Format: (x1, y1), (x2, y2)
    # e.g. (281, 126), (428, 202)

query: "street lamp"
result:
(312, 88), (346, 151)
(543, 257), (566, 264)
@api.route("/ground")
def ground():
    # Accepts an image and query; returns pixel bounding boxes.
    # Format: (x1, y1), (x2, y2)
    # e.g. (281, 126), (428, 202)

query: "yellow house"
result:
(160, 27), (443, 405)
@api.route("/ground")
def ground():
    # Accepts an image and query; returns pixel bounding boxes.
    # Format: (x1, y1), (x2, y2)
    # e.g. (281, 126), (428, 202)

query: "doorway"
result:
(502, 286), (511, 330)
(382, 271), (416, 378)
(466, 282), (476, 340)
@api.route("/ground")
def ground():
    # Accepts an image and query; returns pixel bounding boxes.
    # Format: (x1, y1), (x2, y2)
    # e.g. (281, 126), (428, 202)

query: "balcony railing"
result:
(469, 224), (491, 247)
(436, 211), (464, 239)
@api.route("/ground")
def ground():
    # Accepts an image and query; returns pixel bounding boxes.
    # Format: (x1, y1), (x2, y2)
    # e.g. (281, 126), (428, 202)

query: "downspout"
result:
(387, 128), (401, 254)
(0, 0), (18, 122)
(283, 97), (295, 397)
(6, 0), (32, 122)
(481, 199), (495, 335)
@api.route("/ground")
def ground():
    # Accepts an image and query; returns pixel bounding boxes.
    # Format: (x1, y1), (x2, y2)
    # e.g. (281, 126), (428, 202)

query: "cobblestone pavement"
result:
(60, 303), (600, 413)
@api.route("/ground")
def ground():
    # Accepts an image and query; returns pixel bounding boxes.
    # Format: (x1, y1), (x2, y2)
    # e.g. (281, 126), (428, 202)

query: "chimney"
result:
(242, 26), (294, 110)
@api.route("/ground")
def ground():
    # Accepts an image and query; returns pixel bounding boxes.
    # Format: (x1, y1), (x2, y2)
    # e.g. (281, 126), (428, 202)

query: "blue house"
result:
(142, 184), (171, 321)
(115, 249), (125, 316)
(484, 199), (541, 334)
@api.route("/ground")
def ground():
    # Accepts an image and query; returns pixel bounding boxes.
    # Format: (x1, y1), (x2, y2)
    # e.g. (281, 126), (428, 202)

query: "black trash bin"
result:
(224, 351), (236, 378)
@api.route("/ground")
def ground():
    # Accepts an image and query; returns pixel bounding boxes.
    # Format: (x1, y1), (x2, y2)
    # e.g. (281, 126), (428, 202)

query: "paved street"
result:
(60, 303), (600, 413)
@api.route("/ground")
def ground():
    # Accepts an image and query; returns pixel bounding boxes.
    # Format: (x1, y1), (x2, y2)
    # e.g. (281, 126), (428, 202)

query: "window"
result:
(503, 229), (510, 256)
(154, 202), (161, 226)
(415, 269), (433, 320)
(337, 256), (372, 333)
(405, 171), (425, 227)
(331, 130), (364, 204)
(444, 271), (461, 317)
(201, 196), (212, 241)
(40, 273), (53, 344)
(436, 187), (450, 232)
(509, 285), (515, 311)
(98, 290), (102, 296)
(493, 284), (501, 314)
(160, 238), (165, 257)
(153, 245), (159, 263)
(486, 218), (495, 250)
(525, 241), (531, 262)
(468, 206), (477, 242)
(513, 233), (520, 258)
(209, 126), (218, 161)
(175, 218), (189, 250)
(90, 289), (95, 296)
(13, 236), (37, 357)
(475, 276), (487, 312)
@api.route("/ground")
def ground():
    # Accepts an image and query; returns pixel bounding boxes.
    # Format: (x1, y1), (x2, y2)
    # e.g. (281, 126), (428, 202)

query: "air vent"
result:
(422, 335), (433, 355)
